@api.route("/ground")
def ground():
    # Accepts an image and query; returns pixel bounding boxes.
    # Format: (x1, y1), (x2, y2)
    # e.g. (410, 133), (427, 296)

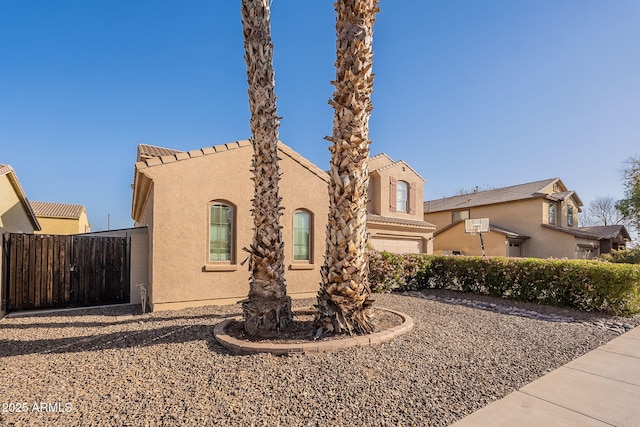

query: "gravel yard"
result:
(1, 290), (637, 426)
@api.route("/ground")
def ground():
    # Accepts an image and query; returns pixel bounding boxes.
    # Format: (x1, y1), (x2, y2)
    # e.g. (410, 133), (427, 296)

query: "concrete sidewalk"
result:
(452, 326), (640, 427)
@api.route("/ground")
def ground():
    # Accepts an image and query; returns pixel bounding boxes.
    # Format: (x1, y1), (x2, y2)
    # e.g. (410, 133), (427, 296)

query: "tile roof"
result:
(137, 144), (183, 161)
(577, 225), (631, 241)
(424, 178), (561, 212)
(541, 224), (602, 240)
(31, 201), (85, 219)
(135, 140), (329, 182)
(367, 214), (436, 229)
(0, 164), (13, 176)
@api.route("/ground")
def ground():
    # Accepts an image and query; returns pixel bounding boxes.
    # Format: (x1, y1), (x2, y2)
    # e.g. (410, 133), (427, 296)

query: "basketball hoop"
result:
(465, 218), (490, 256)
(464, 218), (489, 235)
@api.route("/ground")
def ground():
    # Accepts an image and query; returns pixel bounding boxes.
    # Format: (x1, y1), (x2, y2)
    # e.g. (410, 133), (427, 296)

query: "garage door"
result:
(370, 237), (422, 254)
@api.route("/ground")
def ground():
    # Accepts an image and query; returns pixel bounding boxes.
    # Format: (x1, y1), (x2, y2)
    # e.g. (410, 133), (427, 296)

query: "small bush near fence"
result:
(369, 251), (640, 316)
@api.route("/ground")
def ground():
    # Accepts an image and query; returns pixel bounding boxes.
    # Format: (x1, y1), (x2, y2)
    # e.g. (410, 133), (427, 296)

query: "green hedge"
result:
(368, 251), (640, 315)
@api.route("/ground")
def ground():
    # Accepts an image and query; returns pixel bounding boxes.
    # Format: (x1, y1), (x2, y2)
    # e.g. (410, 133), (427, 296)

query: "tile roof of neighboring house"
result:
(489, 224), (530, 239)
(31, 201), (85, 219)
(541, 224), (602, 240)
(137, 144), (183, 161)
(424, 178), (564, 213)
(577, 225), (632, 241)
(367, 214), (436, 229)
(0, 164), (41, 231)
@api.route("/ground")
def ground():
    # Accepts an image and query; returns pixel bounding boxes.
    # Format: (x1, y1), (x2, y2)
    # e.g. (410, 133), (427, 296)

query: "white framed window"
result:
(396, 181), (409, 212)
(548, 203), (556, 225)
(293, 210), (311, 261)
(452, 210), (470, 223)
(209, 203), (233, 262)
(567, 205), (574, 227)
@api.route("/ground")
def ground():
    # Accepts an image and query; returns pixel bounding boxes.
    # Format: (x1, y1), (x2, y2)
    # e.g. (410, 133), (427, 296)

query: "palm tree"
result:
(317, 0), (380, 335)
(240, 0), (292, 335)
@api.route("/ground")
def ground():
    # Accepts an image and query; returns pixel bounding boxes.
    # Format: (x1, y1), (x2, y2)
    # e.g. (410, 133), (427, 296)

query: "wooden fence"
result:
(2, 233), (129, 311)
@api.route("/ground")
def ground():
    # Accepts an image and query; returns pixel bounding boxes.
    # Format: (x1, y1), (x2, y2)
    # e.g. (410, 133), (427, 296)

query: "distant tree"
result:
(581, 196), (625, 226)
(616, 155), (640, 233)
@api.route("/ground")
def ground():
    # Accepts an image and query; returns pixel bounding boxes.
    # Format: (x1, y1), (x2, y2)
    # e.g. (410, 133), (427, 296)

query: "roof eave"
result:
(4, 168), (41, 231)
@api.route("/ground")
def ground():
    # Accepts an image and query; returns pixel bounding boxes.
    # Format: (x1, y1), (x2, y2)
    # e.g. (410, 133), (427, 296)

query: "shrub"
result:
(368, 251), (640, 315)
(600, 248), (640, 264)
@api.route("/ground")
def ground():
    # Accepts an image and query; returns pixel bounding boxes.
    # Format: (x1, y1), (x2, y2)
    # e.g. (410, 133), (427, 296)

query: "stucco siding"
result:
(138, 145), (328, 310)
(0, 175), (35, 233)
(434, 222), (507, 256)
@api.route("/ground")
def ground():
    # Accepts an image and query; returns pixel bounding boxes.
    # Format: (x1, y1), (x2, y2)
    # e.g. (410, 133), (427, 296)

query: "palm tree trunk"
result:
(241, 0), (292, 336)
(318, 0), (380, 335)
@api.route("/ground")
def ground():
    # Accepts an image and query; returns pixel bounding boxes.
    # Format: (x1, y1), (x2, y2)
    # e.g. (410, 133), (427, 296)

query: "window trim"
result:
(452, 210), (470, 223)
(548, 203), (556, 225)
(396, 180), (409, 212)
(567, 205), (574, 227)
(207, 201), (235, 264)
(292, 209), (312, 263)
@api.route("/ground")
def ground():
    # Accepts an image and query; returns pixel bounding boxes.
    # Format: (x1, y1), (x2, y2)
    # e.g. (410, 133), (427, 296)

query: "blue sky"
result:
(2, 1), (639, 231)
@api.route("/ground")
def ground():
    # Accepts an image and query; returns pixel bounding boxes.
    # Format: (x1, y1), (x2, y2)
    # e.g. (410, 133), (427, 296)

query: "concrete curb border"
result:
(213, 307), (414, 355)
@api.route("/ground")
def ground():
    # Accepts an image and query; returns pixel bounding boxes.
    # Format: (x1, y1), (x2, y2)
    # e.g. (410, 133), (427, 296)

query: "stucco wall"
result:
(370, 164), (425, 220)
(367, 222), (433, 254)
(137, 146), (329, 311)
(35, 209), (90, 235)
(0, 175), (35, 233)
(434, 222), (507, 256)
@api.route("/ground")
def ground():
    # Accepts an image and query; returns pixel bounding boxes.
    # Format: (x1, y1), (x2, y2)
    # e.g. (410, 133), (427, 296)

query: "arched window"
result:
(293, 210), (311, 261)
(396, 181), (409, 212)
(209, 203), (233, 261)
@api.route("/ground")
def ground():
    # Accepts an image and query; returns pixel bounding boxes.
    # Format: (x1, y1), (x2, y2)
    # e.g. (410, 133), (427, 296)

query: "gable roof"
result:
(134, 141), (329, 182)
(369, 154), (426, 183)
(137, 144), (183, 161)
(0, 164), (41, 231)
(541, 224), (602, 240)
(577, 225), (632, 241)
(368, 153), (395, 171)
(31, 201), (85, 219)
(132, 140), (330, 222)
(424, 178), (578, 213)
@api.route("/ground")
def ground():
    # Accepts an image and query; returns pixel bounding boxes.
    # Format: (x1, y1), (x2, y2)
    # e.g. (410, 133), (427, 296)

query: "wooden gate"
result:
(2, 233), (129, 311)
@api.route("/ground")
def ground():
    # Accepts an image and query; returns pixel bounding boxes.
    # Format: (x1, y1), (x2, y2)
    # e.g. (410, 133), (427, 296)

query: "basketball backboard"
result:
(465, 218), (489, 234)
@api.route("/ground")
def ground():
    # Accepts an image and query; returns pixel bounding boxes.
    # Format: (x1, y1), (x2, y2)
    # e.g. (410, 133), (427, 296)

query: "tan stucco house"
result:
(31, 201), (91, 235)
(1, 164), (41, 316)
(131, 141), (434, 311)
(424, 178), (627, 259)
(366, 154), (436, 253)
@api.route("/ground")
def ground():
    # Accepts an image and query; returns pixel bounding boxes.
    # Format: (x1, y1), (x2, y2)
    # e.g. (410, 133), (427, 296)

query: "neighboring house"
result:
(1, 164), (41, 317)
(31, 201), (91, 235)
(366, 154), (436, 253)
(423, 178), (625, 259)
(577, 225), (631, 253)
(131, 142), (434, 312)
